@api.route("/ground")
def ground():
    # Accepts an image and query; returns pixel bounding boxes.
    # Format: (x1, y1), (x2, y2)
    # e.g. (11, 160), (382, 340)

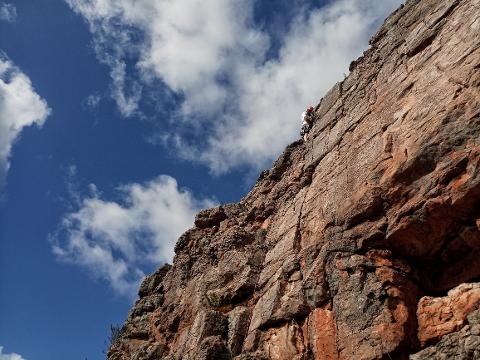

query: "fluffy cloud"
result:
(0, 2), (16, 23)
(66, 0), (403, 172)
(0, 57), (51, 187)
(0, 347), (26, 360)
(65, 0), (267, 118)
(51, 175), (215, 298)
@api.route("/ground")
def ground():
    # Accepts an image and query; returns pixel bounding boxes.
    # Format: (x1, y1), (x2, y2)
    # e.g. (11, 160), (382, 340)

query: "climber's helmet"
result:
(307, 106), (314, 113)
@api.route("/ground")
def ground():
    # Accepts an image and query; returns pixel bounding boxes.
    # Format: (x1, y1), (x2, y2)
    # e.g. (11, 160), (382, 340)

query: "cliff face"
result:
(109, 0), (480, 359)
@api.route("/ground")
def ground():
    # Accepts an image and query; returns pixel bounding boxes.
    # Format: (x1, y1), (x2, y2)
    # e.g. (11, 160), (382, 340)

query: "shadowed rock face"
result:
(108, 0), (480, 358)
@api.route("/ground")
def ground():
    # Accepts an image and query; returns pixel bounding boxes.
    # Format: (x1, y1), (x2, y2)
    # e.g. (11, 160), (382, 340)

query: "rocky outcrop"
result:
(411, 308), (480, 360)
(108, 0), (480, 358)
(416, 283), (480, 347)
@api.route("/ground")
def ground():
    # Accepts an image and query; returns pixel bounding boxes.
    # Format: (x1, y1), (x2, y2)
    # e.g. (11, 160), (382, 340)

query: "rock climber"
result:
(300, 106), (314, 141)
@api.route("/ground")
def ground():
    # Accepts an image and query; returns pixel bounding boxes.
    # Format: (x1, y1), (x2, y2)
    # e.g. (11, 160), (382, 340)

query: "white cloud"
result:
(0, 346), (26, 360)
(0, 2), (16, 23)
(66, 0), (403, 172)
(109, 60), (142, 117)
(0, 56), (51, 187)
(85, 93), (102, 109)
(65, 0), (268, 118)
(51, 175), (216, 298)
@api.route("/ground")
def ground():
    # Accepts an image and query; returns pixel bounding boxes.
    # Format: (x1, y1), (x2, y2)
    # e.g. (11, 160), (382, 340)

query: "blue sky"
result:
(0, 0), (402, 359)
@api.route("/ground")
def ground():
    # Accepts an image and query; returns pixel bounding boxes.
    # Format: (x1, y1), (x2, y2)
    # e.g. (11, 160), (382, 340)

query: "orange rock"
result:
(307, 309), (338, 360)
(417, 283), (480, 346)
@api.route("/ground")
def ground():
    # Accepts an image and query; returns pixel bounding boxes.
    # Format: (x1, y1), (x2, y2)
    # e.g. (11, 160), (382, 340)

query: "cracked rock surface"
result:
(109, 0), (480, 358)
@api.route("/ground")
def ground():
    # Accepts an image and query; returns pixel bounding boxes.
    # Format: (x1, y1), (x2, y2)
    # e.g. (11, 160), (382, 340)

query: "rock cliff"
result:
(108, 0), (480, 358)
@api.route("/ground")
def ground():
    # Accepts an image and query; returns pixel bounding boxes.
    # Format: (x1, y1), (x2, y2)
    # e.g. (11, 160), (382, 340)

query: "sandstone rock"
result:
(261, 322), (306, 360)
(138, 264), (171, 298)
(187, 310), (228, 345)
(417, 282), (480, 346)
(227, 306), (251, 356)
(327, 250), (419, 358)
(306, 308), (338, 360)
(109, 0), (480, 358)
(411, 310), (480, 360)
(195, 206), (228, 229)
(197, 336), (232, 360)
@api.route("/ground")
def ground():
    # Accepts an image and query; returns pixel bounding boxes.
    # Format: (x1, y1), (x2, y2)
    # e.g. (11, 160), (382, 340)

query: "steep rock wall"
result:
(109, 0), (480, 358)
